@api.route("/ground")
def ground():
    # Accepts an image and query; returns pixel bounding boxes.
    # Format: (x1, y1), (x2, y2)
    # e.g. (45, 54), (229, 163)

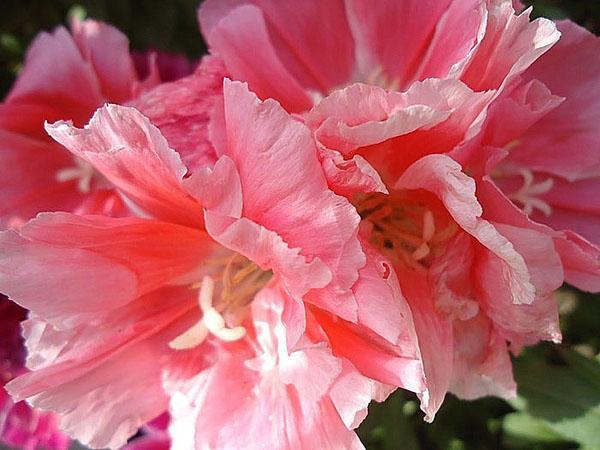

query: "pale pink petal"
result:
(329, 360), (394, 429)
(205, 212), (332, 299)
(307, 79), (492, 185)
(70, 19), (139, 104)
(46, 104), (203, 228)
(480, 79), (563, 148)
(307, 82), (451, 155)
(429, 233), (480, 321)
(319, 147), (388, 198)
(311, 307), (425, 397)
(476, 248), (561, 351)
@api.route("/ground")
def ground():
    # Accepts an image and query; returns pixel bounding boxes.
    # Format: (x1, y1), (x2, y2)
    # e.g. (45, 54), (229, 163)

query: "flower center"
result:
(169, 254), (273, 350)
(354, 191), (457, 271)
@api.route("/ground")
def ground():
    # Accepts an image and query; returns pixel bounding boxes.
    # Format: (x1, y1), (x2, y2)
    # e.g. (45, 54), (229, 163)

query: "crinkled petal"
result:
(46, 104), (203, 228)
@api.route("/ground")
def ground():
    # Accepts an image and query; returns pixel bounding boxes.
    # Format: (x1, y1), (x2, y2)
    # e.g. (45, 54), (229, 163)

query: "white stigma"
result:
(169, 276), (246, 351)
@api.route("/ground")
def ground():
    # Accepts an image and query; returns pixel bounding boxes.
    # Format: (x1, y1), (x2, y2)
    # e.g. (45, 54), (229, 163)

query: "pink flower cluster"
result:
(1, 1), (599, 449)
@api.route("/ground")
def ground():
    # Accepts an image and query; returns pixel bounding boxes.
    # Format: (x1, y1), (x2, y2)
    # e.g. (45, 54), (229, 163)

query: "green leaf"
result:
(503, 412), (569, 447)
(511, 348), (600, 448)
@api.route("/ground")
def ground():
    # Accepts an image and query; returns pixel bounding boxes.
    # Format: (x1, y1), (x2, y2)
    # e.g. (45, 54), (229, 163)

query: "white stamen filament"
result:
(411, 210), (435, 261)
(169, 276), (246, 350)
(509, 169), (554, 217)
(55, 159), (95, 193)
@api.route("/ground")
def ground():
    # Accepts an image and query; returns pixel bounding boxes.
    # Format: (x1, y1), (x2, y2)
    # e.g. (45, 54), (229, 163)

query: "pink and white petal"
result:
(395, 154), (535, 305)
(450, 313), (516, 400)
(219, 80), (365, 317)
(199, 3), (312, 112)
(460, 3), (560, 91)
(169, 285), (359, 450)
(514, 21), (600, 180)
(0, 213), (214, 327)
(70, 19), (139, 104)
(6, 26), (103, 115)
(46, 104), (203, 228)
(307, 82), (450, 155)
(132, 55), (227, 172)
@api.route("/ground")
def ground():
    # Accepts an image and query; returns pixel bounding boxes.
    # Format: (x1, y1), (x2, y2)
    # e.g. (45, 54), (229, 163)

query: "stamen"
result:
(55, 159), (95, 193)
(355, 193), (455, 268)
(364, 65), (400, 91)
(509, 169), (554, 217)
(169, 276), (247, 351)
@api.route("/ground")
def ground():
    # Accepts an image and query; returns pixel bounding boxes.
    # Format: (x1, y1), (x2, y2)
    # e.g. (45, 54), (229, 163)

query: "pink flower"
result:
(1, 297), (70, 450)
(0, 80), (397, 449)
(196, 0), (599, 419)
(0, 18), (198, 228)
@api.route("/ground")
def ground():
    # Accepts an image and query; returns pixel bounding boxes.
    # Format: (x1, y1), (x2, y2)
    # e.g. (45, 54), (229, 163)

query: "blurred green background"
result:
(1, 1), (599, 449)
